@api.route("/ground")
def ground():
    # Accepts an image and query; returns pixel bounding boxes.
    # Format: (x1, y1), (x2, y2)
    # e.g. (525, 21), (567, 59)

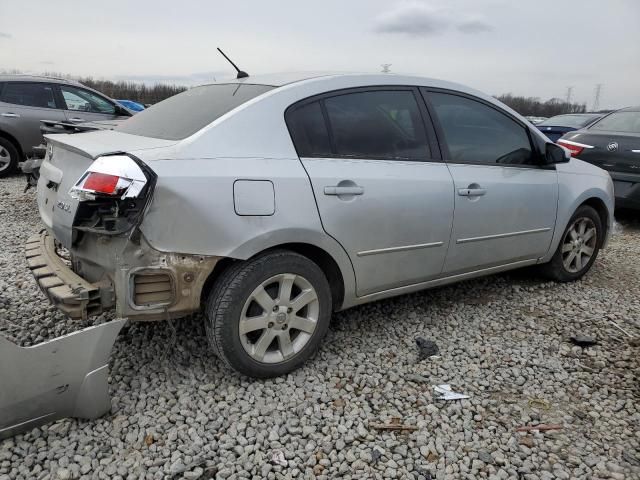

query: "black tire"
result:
(205, 250), (332, 378)
(540, 205), (603, 282)
(0, 137), (19, 178)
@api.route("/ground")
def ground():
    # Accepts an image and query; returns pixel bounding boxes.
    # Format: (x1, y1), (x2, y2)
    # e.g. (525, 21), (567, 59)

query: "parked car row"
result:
(0, 75), (137, 177)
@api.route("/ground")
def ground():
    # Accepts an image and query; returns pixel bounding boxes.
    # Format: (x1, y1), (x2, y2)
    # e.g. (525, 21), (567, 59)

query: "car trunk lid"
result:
(37, 130), (175, 248)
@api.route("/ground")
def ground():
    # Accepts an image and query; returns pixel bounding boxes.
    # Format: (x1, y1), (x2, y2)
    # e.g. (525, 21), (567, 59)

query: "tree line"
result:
(495, 93), (588, 117)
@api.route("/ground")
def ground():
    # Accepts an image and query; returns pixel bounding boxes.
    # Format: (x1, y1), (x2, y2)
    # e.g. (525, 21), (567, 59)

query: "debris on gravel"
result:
(1, 174), (639, 479)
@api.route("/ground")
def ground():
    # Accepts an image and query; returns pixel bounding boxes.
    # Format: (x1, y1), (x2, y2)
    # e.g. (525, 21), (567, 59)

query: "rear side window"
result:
(590, 111), (640, 134)
(0, 82), (58, 109)
(429, 92), (535, 166)
(286, 101), (332, 156)
(117, 83), (274, 140)
(325, 90), (430, 159)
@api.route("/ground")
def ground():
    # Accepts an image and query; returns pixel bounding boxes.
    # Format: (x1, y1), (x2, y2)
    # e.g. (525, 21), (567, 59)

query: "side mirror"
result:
(545, 142), (570, 164)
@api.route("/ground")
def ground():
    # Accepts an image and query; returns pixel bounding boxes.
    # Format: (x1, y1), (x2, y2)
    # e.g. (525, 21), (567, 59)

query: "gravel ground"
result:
(1, 174), (639, 480)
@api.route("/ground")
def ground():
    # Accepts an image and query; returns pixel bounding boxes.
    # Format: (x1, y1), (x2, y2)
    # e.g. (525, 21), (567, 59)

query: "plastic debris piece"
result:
(528, 398), (551, 410)
(415, 337), (439, 359)
(271, 450), (288, 467)
(433, 384), (470, 400)
(515, 424), (563, 432)
(369, 417), (419, 431)
(569, 335), (598, 347)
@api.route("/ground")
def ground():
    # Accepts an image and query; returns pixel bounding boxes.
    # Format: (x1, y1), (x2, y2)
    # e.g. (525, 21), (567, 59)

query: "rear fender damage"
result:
(0, 319), (126, 440)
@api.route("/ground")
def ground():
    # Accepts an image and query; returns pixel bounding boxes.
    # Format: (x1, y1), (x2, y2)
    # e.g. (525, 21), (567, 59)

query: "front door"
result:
(286, 88), (454, 296)
(425, 90), (558, 275)
(57, 84), (119, 124)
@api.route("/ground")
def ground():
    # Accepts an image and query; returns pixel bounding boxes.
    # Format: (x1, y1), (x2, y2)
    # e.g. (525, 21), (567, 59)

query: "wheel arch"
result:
(0, 129), (24, 160)
(201, 239), (354, 312)
(579, 196), (609, 247)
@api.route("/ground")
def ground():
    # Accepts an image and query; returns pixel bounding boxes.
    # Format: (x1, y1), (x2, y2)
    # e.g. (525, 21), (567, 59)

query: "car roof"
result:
(616, 105), (640, 112)
(0, 74), (83, 85)
(206, 71), (484, 95)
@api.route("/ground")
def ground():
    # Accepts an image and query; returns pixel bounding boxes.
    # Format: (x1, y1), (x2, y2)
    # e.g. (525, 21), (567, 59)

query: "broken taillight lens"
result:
(82, 172), (121, 194)
(70, 155), (148, 201)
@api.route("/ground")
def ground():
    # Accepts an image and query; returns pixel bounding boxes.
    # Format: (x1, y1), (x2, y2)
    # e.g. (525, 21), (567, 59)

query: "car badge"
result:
(607, 142), (618, 152)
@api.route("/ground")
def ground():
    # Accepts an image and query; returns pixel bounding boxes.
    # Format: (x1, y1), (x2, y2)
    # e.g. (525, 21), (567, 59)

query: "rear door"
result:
(0, 82), (66, 155)
(424, 89), (558, 275)
(57, 84), (121, 124)
(287, 87), (455, 296)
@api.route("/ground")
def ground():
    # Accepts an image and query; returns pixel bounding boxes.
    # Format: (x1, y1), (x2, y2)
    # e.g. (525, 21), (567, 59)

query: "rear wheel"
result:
(0, 138), (19, 178)
(540, 205), (602, 282)
(205, 250), (332, 378)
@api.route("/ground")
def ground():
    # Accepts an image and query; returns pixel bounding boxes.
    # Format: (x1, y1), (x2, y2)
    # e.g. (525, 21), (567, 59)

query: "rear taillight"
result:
(557, 139), (594, 157)
(69, 154), (156, 237)
(70, 155), (148, 201)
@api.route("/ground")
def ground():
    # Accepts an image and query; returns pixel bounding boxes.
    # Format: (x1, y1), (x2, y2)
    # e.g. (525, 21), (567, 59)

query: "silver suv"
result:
(0, 75), (131, 177)
(30, 73), (614, 377)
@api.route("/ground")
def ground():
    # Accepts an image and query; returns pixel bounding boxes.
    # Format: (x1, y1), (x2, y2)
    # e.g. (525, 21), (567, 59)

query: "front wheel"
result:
(205, 250), (332, 378)
(540, 205), (602, 282)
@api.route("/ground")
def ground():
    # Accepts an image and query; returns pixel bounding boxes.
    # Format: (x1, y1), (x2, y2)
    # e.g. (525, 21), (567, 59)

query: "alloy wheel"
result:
(561, 217), (597, 273)
(239, 273), (319, 364)
(0, 146), (11, 173)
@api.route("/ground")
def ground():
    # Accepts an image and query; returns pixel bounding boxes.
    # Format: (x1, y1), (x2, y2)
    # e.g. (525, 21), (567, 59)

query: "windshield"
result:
(538, 114), (601, 128)
(589, 110), (640, 133)
(117, 83), (274, 140)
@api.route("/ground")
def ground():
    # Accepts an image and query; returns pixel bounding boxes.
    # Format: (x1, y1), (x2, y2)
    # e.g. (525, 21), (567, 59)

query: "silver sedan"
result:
(31, 73), (614, 377)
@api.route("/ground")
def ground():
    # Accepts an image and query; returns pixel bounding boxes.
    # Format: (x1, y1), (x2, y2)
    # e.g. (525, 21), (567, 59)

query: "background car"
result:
(32, 73), (613, 377)
(0, 75), (133, 177)
(116, 99), (145, 112)
(525, 116), (548, 125)
(558, 106), (640, 210)
(536, 113), (603, 142)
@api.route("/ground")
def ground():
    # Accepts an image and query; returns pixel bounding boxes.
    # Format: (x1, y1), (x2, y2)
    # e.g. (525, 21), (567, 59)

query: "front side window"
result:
(429, 92), (535, 166)
(0, 82), (57, 109)
(324, 90), (430, 160)
(60, 85), (116, 114)
(589, 110), (640, 134)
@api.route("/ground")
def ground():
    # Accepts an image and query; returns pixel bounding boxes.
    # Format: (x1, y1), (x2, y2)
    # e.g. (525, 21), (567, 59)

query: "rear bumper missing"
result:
(25, 231), (109, 320)
(26, 231), (221, 322)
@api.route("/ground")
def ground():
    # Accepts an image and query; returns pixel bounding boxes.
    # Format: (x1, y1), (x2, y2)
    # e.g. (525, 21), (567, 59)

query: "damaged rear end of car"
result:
(31, 131), (220, 322)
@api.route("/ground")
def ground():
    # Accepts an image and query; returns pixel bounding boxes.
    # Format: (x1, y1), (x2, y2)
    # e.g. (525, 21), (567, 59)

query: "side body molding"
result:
(0, 319), (126, 439)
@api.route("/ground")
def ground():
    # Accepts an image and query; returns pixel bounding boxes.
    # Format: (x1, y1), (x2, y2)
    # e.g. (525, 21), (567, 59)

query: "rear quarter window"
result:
(117, 83), (274, 140)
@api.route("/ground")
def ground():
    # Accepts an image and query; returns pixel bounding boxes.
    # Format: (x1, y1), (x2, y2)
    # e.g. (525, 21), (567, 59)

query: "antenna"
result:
(217, 48), (249, 79)
(381, 63), (392, 73)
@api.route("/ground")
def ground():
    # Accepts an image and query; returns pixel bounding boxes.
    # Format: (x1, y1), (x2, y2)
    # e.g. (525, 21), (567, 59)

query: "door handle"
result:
(68, 117), (84, 122)
(1, 113), (20, 118)
(458, 188), (487, 197)
(324, 185), (364, 196)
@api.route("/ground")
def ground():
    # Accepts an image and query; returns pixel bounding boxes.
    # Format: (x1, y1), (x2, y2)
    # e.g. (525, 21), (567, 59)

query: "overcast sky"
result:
(1, 0), (638, 109)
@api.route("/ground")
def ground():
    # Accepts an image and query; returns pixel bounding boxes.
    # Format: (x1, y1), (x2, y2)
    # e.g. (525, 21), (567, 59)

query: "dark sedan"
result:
(558, 106), (640, 210)
(537, 113), (603, 142)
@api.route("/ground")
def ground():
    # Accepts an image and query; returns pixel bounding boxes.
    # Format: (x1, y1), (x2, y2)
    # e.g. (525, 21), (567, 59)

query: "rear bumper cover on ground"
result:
(25, 231), (110, 320)
(0, 319), (126, 440)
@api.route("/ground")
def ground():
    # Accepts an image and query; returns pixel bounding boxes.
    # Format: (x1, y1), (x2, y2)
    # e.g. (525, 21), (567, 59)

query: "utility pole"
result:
(565, 86), (574, 104)
(592, 84), (603, 111)
(381, 64), (392, 73)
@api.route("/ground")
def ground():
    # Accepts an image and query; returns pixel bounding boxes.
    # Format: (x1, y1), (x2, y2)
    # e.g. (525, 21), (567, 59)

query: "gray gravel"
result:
(1, 174), (639, 480)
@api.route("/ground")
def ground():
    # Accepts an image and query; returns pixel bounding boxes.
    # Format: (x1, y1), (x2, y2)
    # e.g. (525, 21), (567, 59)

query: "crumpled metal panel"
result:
(0, 319), (126, 439)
